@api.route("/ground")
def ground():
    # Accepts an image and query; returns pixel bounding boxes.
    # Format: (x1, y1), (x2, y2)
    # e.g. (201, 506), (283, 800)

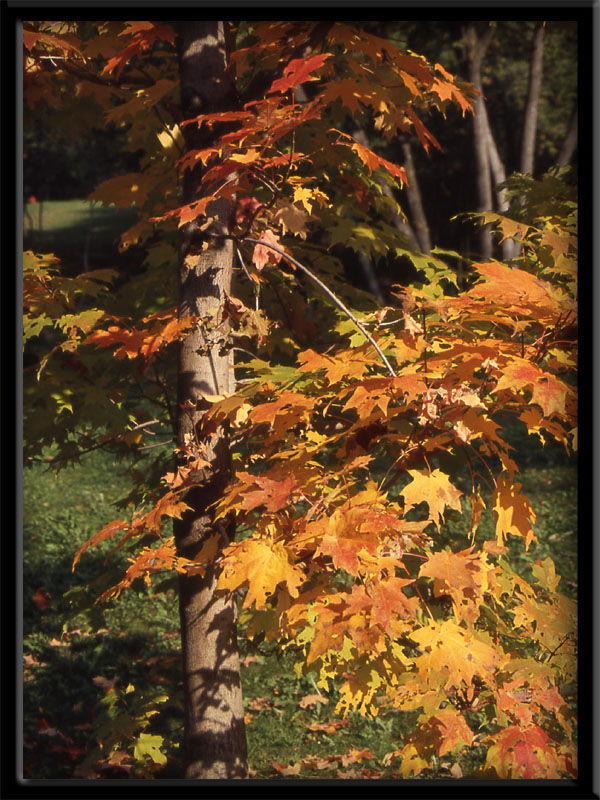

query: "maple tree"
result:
(23, 20), (577, 780)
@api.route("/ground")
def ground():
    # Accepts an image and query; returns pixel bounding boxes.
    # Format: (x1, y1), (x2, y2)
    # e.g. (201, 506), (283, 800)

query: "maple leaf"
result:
(151, 196), (214, 228)
(430, 707), (475, 757)
(419, 548), (489, 624)
(411, 621), (503, 693)
(332, 130), (406, 184)
(298, 348), (374, 385)
(268, 53), (332, 94)
(492, 475), (537, 549)
(484, 725), (568, 779)
(406, 108), (442, 152)
(298, 693), (328, 709)
(400, 469), (463, 529)
(468, 261), (571, 315)
(398, 743), (429, 777)
(236, 472), (299, 513)
(493, 358), (570, 418)
(23, 29), (84, 58)
(370, 577), (419, 636)
(133, 733), (167, 765)
(271, 761), (302, 776)
(73, 519), (128, 569)
(319, 77), (374, 113)
(89, 173), (157, 208)
(103, 22), (175, 79)
(273, 202), (311, 238)
(252, 229), (284, 270)
(32, 588), (52, 611)
(219, 538), (305, 609)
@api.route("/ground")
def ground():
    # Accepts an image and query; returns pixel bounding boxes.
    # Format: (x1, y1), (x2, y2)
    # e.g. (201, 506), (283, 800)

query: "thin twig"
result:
(236, 247), (260, 311)
(242, 238), (397, 377)
(140, 439), (173, 450)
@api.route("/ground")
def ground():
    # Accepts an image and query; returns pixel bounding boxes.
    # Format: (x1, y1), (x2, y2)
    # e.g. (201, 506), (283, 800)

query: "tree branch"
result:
(241, 238), (397, 377)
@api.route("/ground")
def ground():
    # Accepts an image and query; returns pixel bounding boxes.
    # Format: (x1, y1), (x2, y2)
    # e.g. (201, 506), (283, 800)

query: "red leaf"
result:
(268, 53), (332, 94)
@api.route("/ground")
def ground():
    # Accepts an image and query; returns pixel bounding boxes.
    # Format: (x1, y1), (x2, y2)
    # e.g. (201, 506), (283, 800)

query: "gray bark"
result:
(520, 22), (545, 176)
(479, 102), (516, 260)
(174, 21), (248, 779)
(400, 138), (431, 254)
(465, 23), (495, 260)
(557, 104), (578, 167)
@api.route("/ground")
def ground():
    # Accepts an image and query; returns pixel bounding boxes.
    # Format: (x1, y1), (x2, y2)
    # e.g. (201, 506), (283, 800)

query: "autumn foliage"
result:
(23, 21), (577, 778)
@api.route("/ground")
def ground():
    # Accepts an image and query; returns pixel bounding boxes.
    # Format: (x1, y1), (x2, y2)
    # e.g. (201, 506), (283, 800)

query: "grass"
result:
(23, 199), (143, 274)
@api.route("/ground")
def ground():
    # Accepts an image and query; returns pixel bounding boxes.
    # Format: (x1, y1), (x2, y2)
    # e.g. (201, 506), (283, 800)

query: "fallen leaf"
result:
(299, 693), (329, 708)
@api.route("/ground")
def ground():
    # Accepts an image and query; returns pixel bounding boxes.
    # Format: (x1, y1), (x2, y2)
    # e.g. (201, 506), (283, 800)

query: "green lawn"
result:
(23, 199), (141, 273)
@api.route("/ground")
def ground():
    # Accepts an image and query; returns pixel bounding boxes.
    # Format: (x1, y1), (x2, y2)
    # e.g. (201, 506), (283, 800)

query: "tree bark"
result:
(557, 103), (578, 167)
(400, 137), (432, 254)
(465, 23), (495, 260)
(174, 21), (248, 779)
(478, 100), (516, 260)
(520, 22), (545, 176)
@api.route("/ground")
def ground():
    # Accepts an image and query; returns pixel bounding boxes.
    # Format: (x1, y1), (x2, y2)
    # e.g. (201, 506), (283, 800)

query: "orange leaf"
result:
(32, 588), (52, 611)
(299, 693), (328, 709)
(103, 22), (175, 79)
(236, 472), (299, 513)
(493, 358), (570, 418)
(484, 725), (568, 779)
(72, 519), (128, 570)
(332, 130), (406, 183)
(419, 548), (489, 623)
(252, 229), (284, 270)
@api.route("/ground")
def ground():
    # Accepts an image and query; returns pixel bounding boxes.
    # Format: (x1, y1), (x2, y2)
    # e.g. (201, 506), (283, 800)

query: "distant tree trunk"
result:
(520, 22), (545, 176)
(400, 137), (432, 254)
(465, 23), (495, 260)
(479, 101), (516, 260)
(174, 21), (248, 780)
(557, 104), (578, 167)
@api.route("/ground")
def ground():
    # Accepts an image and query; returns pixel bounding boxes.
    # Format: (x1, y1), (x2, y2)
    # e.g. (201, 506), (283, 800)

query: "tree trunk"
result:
(479, 100), (516, 260)
(520, 22), (545, 176)
(174, 21), (248, 779)
(400, 137), (432, 254)
(465, 23), (495, 260)
(557, 103), (578, 167)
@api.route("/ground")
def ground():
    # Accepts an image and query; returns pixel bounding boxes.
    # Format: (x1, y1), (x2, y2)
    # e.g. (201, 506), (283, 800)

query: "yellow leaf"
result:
(400, 469), (463, 529)
(293, 186), (315, 213)
(218, 538), (304, 609)
(399, 743), (429, 777)
(492, 475), (537, 549)
(411, 620), (503, 692)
